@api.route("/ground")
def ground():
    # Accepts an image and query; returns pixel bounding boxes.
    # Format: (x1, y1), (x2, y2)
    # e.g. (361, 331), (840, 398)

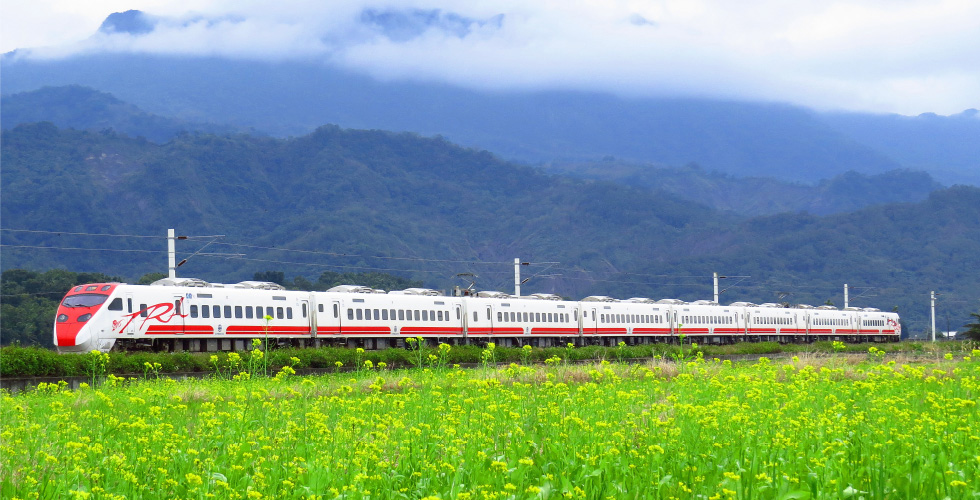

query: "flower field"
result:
(2, 348), (979, 499)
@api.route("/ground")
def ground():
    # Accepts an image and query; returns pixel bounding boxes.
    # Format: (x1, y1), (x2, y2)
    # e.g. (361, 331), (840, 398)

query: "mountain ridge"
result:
(2, 121), (977, 336)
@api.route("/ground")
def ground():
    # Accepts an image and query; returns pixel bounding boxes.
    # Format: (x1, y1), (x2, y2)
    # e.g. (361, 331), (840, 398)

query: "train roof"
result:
(150, 277), (286, 290)
(388, 288), (443, 296)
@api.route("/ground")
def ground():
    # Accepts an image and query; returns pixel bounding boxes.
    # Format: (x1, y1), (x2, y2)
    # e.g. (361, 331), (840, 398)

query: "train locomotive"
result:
(55, 277), (901, 353)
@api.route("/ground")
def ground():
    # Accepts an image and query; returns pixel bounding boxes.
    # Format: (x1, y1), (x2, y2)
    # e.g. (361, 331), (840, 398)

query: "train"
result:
(54, 276), (901, 353)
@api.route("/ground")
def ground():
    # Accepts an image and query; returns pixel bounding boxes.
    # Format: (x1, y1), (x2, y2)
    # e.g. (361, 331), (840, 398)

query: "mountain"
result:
(822, 109), (980, 186)
(2, 122), (978, 336)
(547, 160), (943, 216)
(1, 86), (945, 217)
(0, 85), (246, 142)
(0, 53), (907, 183)
(3, 9), (977, 185)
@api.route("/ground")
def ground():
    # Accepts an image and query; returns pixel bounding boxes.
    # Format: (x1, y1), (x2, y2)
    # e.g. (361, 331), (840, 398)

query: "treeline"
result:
(0, 269), (423, 348)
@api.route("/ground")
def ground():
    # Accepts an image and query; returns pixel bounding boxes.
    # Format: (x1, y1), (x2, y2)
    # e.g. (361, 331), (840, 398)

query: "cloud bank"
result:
(4, 0), (979, 115)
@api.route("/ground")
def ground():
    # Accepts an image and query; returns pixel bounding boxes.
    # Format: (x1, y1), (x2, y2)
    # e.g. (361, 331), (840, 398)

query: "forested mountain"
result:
(0, 53), (951, 183)
(2, 122), (978, 336)
(822, 109), (980, 186)
(547, 161), (942, 216)
(0, 85), (246, 142)
(1, 86), (946, 217)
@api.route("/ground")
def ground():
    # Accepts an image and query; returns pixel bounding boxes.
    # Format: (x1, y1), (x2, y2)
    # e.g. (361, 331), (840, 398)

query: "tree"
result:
(254, 271), (286, 286)
(138, 272), (167, 284)
(963, 313), (980, 341)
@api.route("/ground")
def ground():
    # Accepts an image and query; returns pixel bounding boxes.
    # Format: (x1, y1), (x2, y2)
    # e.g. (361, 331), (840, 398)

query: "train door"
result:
(333, 300), (342, 336)
(455, 304), (464, 338)
(301, 299), (313, 337)
(172, 295), (186, 335)
(124, 291), (137, 336)
(587, 308), (598, 335)
(487, 306), (494, 335)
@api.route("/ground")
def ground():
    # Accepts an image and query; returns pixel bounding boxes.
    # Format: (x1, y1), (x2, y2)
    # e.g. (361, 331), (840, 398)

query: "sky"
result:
(2, 0), (979, 116)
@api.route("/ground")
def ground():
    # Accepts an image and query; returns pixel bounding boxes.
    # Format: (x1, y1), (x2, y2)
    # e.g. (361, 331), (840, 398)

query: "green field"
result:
(2, 346), (979, 499)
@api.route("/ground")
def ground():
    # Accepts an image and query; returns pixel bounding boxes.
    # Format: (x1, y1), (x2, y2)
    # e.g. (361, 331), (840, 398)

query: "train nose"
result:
(54, 314), (95, 352)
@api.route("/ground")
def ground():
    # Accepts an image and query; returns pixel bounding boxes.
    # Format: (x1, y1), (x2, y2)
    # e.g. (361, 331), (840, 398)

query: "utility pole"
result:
(514, 258), (521, 297)
(931, 291), (937, 342)
(168, 229), (177, 278)
(844, 284), (849, 309)
(713, 272), (720, 303)
(514, 259), (531, 296)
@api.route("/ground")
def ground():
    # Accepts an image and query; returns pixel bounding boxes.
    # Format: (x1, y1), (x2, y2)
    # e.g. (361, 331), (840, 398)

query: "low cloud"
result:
(5, 0), (979, 115)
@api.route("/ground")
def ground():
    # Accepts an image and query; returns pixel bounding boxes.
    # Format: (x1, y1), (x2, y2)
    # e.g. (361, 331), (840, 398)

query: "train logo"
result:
(112, 300), (187, 334)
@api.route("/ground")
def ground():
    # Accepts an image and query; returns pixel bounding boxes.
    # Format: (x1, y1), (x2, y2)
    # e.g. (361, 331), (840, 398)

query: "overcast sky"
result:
(2, 0), (978, 116)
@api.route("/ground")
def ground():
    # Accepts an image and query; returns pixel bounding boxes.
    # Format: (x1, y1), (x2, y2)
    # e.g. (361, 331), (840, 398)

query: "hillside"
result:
(0, 85), (245, 142)
(547, 161), (942, 216)
(0, 54), (909, 183)
(2, 86), (946, 217)
(2, 122), (978, 336)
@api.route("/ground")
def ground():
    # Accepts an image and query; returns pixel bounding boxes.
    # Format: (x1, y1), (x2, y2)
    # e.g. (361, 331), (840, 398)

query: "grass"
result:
(2, 347), (979, 499)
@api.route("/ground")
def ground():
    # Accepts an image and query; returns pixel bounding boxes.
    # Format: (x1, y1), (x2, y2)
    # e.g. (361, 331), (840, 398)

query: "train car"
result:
(54, 277), (901, 353)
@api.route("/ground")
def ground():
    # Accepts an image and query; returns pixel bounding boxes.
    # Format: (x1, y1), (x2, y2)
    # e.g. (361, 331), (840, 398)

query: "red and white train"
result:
(55, 277), (901, 353)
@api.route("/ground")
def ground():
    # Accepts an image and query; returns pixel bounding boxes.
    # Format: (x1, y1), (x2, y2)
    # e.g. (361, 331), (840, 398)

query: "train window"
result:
(438, 311), (444, 321)
(414, 310), (420, 321)
(86, 285), (98, 291)
(473, 311), (478, 322)
(101, 285), (111, 291)
(108, 298), (123, 311)
(224, 305), (232, 318)
(173, 301), (182, 315)
(390, 309), (396, 320)
(74, 286), (83, 292)
(202, 306), (210, 318)
(356, 309), (363, 320)
(456, 309), (461, 320)
(287, 308), (293, 319)
(303, 304), (308, 318)
(347, 309), (353, 320)
(127, 298), (132, 313)
(318, 304), (324, 313)
(497, 312), (503, 322)
(246, 306), (253, 319)
(398, 310), (405, 321)
(382, 309), (389, 320)
(335, 305), (340, 318)
(432, 310), (438, 321)
(190, 305), (198, 318)
(140, 304), (148, 317)
(211, 305), (219, 318)
(422, 310), (429, 321)
(235, 306), (243, 319)
(277, 307), (284, 319)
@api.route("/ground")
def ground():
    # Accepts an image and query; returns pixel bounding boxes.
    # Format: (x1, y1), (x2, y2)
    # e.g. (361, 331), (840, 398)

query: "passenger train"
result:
(55, 277), (901, 353)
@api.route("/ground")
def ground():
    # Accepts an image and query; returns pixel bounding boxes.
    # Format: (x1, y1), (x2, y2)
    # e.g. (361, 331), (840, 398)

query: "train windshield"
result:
(61, 293), (109, 308)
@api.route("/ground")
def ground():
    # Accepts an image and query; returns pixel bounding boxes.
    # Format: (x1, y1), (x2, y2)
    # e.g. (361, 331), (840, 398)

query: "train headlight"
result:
(77, 314), (92, 322)
(57, 314), (68, 322)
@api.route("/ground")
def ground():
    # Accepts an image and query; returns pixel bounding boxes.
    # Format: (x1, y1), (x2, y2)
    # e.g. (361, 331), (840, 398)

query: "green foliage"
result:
(138, 272), (166, 284)
(2, 341), (973, 378)
(963, 313), (980, 341)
